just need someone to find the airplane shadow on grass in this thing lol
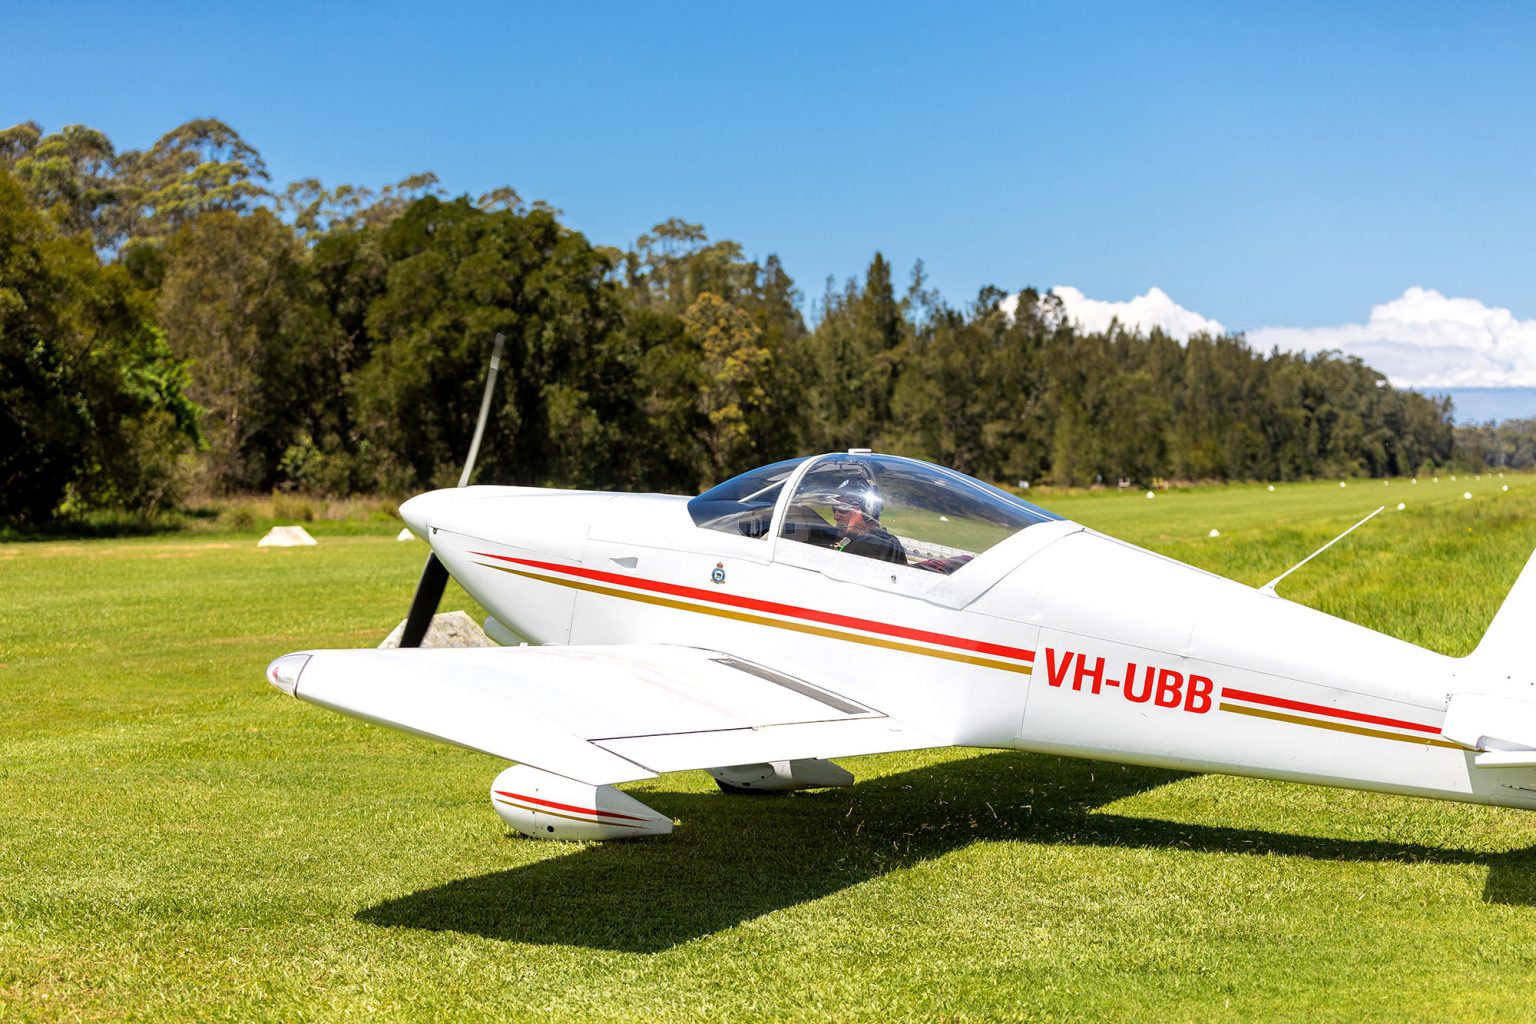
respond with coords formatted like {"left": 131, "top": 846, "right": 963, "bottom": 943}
{"left": 356, "top": 751, "right": 1536, "bottom": 953}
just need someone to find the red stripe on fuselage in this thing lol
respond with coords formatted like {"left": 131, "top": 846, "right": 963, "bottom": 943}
{"left": 474, "top": 554, "right": 1433, "bottom": 738}
{"left": 471, "top": 552, "right": 1035, "bottom": 664}
{"left": 493, "top": 789, "right": 650, "bottom": 821}
{"left": 1221, "top": 686, "right": 1441, "bottom": 735}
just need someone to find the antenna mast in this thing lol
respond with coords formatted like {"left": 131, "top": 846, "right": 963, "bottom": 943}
{"left": 1260, "top": 505, "right": 1385, "bottom": 597}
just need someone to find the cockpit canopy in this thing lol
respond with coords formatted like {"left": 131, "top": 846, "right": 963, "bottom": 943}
{"left": 687, "top": 453, "right": 1062, "bottom": 575}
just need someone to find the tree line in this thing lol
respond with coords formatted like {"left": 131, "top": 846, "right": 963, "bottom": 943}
{"left": 1, "top": 118, "right": 1468, "bottom": 527}
{"left": 1451, "top": 419, "right": 1536, "bottom": 471}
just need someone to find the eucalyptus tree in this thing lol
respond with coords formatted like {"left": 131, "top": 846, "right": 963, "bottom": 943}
{"left": 0, "top": 121, "right": 117, "bottom": 244}
{"left": 107, "top": 118, "right": 271, "bottom": 250}
{"left": 279, "top": 172, "right": 448, "bottom": 240}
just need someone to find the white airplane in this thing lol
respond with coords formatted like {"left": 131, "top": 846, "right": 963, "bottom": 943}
{"left": 266, "top": 450, "right": 1536, "bottom": 840}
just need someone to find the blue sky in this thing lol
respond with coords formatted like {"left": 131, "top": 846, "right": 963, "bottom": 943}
{"left": 5, "top": 1, "right": 1535, "bottom": 400}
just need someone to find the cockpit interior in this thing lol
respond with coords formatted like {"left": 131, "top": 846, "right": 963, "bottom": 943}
{"left": 687, "top": 453, "right": 1061, "bottom": 575}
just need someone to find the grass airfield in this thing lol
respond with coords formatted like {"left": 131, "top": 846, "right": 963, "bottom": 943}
{"left": 4, "top": 473, "right": 1536, "bottom": 1021}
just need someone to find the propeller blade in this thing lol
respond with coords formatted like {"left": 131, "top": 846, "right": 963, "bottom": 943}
{"left": 397, "top": 332, "right": 504, "bottom": 649}
{"left": 457, "top": 332, "right": 505, "bottom": 488}
{"left": 399, "top": 553, "right": 450, "bottom": 648}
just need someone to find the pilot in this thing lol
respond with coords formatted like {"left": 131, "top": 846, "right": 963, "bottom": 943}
{"left": 830, "top": 478, "right": 907, "bottom": 565}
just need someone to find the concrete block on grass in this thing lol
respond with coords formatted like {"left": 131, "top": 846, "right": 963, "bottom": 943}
{"left": 378, "top": 610, "right": 496, "bottom": 649}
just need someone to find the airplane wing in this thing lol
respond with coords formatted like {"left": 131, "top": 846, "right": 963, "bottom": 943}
{"left": 265, "top": 644, "right": 943, "bottom": 786}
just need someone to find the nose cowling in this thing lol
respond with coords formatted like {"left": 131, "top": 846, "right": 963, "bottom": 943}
{"left": 400, "top": 486, "right": 589, "bottom": 541}
{"left": 399, "top": 488, "right": 462, "bottom": 538}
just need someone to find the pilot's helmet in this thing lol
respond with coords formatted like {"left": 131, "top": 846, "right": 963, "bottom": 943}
{"left": 830, "top": 465, "right": 884, "bottom": 520}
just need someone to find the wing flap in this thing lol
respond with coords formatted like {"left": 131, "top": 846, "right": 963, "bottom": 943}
{"left": 592, "top": 717, "right": 939, "bottom": 773}
{"left": 274, "top": 644, "right": 938, "bottom": 785}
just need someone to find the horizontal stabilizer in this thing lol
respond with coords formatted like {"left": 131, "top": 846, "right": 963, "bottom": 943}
{"left": 1442, "top": 691, "right": 1536, "bottom": 765}
{"left": 1471, "top": 750, "right": 1536, "bottom": 770}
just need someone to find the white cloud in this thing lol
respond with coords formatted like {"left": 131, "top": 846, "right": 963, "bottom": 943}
{"left": 1001, "top": 284, "right": 1536, "bottom": 390}
{"left": 1000, "top": 286, "right": 1226, "bottom": 341}
{"left": 1247, "top": 287, "right": 1536, "bottom": 388}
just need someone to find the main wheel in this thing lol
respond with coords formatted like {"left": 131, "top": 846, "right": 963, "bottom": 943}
{"left": 714, "top": 779, "right": 779, "bottom": 796}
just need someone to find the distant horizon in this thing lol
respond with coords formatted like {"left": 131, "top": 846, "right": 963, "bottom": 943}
{"left": 1413, "top": 387, "right": 1536, "bottom": 426}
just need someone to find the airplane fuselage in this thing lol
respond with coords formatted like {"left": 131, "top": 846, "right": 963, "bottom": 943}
{"left": 410, "top": 484, "right": 1536, "bottom": 813}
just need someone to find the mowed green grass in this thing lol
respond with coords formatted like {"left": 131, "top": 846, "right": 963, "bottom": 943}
{"left": 3, "top": 473, "right": 1536, "bottom": 1022}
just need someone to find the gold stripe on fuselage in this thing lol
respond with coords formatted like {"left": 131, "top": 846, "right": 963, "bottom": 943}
{"left": 1219, "top": 702, "right": 1463, "bottom": 749}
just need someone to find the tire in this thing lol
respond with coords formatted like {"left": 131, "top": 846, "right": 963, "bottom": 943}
{"left": 714, "top": 778, "right": 780, "bottom": 796}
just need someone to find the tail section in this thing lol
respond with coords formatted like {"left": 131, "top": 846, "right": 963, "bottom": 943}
{"left": 1465, "top": 547, "right": 1536, "bottom": 692}
{"left": 1442, "top": 548, "right": 1536, "bottom": 764}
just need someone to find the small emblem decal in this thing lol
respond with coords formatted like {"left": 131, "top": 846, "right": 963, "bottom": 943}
{"left": 711, "top": 562, "right": 727, "bottom": 585}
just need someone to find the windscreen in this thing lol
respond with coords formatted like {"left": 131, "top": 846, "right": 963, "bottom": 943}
{"left": 778, "top": 454, "right": 1061, "bottom": 573}
{"left": 687, "top": 457, "right": 810, "bottom": 538}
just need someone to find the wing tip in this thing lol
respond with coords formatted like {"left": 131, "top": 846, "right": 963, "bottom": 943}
{"left": 265, "top": 653, "right": 311, "bottom": 696}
